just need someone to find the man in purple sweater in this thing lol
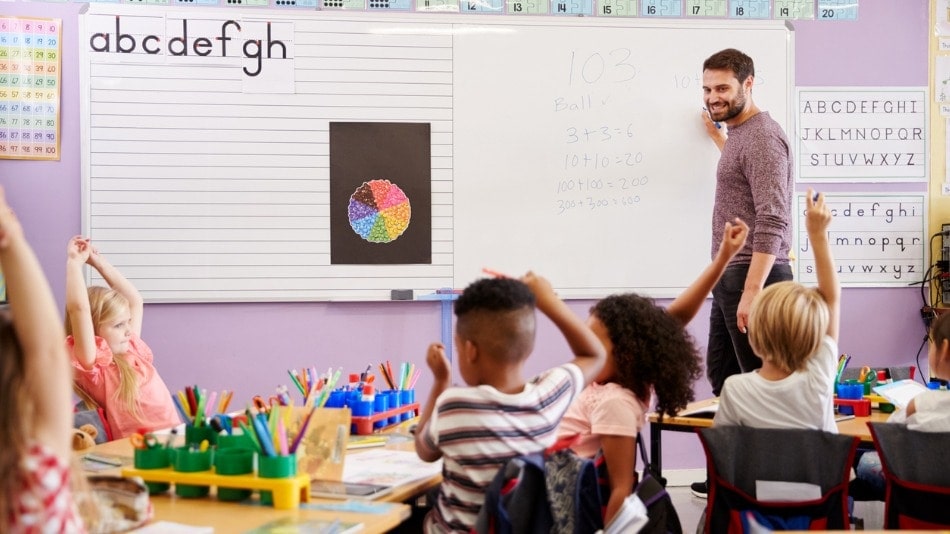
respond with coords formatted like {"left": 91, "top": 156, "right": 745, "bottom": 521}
{"left": 692, "top": 48, "right": 793, "bottom": 498}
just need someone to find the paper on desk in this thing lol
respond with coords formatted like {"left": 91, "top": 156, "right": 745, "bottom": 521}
{"left": 342, "top": 449, "right": 442, "bottom": 487}
{"left": 679, "top": 401, "right": 719, "bottom": 417}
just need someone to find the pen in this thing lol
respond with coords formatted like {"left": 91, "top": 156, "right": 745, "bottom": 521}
{"left": 84, "top": 454, "right": 123, "bottom": 467}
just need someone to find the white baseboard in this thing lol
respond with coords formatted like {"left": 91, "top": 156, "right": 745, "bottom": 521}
{"left": 659, "top": 468, "right": 706, "bottom": 487}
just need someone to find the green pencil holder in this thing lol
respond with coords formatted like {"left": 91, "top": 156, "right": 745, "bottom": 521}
{"left": 172, "top": 446, "right": 213, "bottom": 498}
{"left": 258, "top": 454, "right": 296, "bottom": 505}
{"left": 133, "top": 447, "right": 171, "bottom": 495}
{"left": 214, "top": 448, "right": 255, "bottom": 502}
{"left": 216, "top": 433, "right": 257, "bottom": 451}
{"left": 184, "top": 424, "right": 218, "bottom": 447}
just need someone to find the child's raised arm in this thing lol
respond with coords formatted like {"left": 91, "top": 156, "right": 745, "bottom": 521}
{"left": 0, "top": 188, "right": 72, "bottom": 457}
{"left": 65, "top": 236, "right": 97, "bottom": 370}
{"left": 667, "top": 217, "right": 748, "bottom": 325}
{"left": 87, "top": 246, "right": 144, "bottom": 337}
{"left": 806, "top": 189, "right": 839, "bottom": 342}
{"left": 414, "top": 342, "right": 450, "bottom": 462}
{"left": 521, "top": 272, "right": 605, "bottom": 386}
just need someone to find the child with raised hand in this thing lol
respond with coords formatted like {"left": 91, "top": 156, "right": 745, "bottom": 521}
{"left": 557, "top": 217, "right": 748, "bottom": 524}
{"left": 0, "top": 187, "right": 84, "bottom": 530}
{"left": 65, "top": 236, "right": 179, "bottom": 438}
{"left": 714, "top": 189, "right": 839, "bottom": 432}
{"left": 414, "top": 272, "right": 606, "bottom": 533}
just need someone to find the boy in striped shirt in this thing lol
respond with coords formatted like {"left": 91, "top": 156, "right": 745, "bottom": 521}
{"left": 415, "top": 272, "right": 606, "bottom": 533}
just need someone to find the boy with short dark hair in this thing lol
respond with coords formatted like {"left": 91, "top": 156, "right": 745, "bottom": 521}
{"left": 414, "top": 272, "right": 606, "bottom": 533}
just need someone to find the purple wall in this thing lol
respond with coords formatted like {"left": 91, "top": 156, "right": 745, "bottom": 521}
{"left": 3, "top": 0, "right": 930, "bottom": 470}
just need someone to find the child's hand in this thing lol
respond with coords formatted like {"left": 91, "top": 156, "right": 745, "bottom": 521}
{"left": 426, "top": 342, "right": 450, "bottom": 383}
{"left": 718, "top": 217, "right": 749, "bottom": 259}
{"left": 805, "top": 189, "right": 831, "bottom": 235}
{"left": 0, "top": 187, "right": 22, "bottom": 250}
{"left": 521, "top": 271, "right": 557, "bottom": 310}
{"left": 66, "top": 235, "right": 91, "bottom": 263}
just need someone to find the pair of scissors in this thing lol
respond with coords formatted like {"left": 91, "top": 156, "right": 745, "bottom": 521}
{"left": 129, "top": 432, "right": 160, "bottom": 450}
{"left": 252, "top": 395, "right": 279, "bottom": 414}
{"left": 858, "top": 366, "right": 873, "bottom": 383}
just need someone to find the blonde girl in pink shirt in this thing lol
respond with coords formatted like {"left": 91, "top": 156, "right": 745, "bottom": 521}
{"left": 65, "top": 237, "right": 179, "bottom": 438}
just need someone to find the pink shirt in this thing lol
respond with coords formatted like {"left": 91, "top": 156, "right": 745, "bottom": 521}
{"left": 557, "top": 381, "right": 647, "bottom": 459}
{"left": 68, "top": 333, "right": 180, "bottom": 438}
{"left": 10, "top": 444, "right": 84, "bottom": 534}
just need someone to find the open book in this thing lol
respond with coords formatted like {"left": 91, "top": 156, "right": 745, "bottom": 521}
{"left": 678, "top": 401, "right": 719, "bottom": 418}
{"left": 872, "top": 379, "right": 929, "bottom": 409}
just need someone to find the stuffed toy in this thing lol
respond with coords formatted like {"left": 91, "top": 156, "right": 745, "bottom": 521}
{"left": 73, "top": 423, "right": 99, "bottom": 451}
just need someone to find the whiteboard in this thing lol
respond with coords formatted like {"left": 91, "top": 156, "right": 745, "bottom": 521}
{"left": 79, "top": 6, "right": 793, "bottom": 301}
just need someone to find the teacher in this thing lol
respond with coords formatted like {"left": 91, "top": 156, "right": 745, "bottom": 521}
{"left": 700, "top": 49, "right": 794, "bottom": 399}
{"left": 690, "top": 48, "right": 794, "bottom": 501}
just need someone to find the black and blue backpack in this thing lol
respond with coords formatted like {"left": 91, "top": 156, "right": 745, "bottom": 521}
{"left": 473, "top": 439, "right": 604, "bottom": 534}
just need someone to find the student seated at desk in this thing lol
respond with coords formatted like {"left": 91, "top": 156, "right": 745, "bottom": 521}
{"left": 65, "top": 236, "right": 180, "bottom": 438}
{"left": 414, "top": 273, "right": 605, "bottom": 533}
{"left": 852, "top": 312, "right": 950, "bottom": 499}
{"left": 556, "top": 218, "right": 747, "bottom": 524}
{"left": 714, "top": 189, "right": 839, "bottom": 432}
{"left": 0, "top": 187, "right": 88, "bottom": 531}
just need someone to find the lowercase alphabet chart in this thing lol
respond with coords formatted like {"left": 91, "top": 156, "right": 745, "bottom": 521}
{"left": 0, "top": 16, "right": 61, "bottom": 161}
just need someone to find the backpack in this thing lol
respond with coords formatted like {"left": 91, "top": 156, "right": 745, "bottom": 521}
{"left": 474, "top": 439, "right": 604, "bottom": 534}
{"left": 595, "top": 434, "right": 683, "bottom": 534}
{"left": 74, "top": 384, "right": 114, "bottom": 445}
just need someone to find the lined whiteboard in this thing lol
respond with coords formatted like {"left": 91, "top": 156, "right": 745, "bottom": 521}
{"left": 80, "top": 5, "right": 793, "bottom": 301}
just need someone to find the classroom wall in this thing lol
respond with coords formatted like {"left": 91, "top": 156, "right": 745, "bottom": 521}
{"left": 3, "top": 0, "right": 930, "bottom": 470}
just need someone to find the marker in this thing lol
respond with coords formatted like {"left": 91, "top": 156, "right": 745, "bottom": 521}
{"left": 703, "top": 107, "right": 721, "bottom": 129}
{"left": 813, "top": 191, "right": 820, "bottom": 202}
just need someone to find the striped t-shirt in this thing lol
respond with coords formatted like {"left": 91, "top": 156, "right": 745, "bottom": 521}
{"left": 419, "top": 363, "right": 584, "bottom": 533}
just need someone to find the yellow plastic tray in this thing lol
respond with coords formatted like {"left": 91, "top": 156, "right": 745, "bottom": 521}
{"left": 121, "top": 467, "right": 311, "bottom": 510}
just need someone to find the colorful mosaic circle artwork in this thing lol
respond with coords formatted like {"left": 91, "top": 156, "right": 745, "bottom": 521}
{"left": 347, "top": 179, "right": 412, "bottom": 243}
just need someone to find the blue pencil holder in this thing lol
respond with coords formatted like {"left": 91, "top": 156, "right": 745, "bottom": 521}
{"left": 351, "top": 399, "right": 373, "bottom": 417}
{"left": 386, "top": 390, "right": 401, "bottom": 425}
{"left": 399, "top": 389, "right": 415, "bottom": 421}
{"left": 324, "top": 390, "right": 346, "bottom": 408}
{"left": 373, "top": 394, "right": 390, "bottom": 429}
{"left": 836, "top": 382, "right": 863, "bottom": 400}
{"left": 345, "top": 390, "right": 361, "bottom": 408}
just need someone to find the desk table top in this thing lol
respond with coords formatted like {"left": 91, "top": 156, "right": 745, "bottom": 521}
{"left": 648, "top": 398, "right": 891, "bottom": 442}
{"left": 80, "top": 434, "right": 423, "bottom": 533}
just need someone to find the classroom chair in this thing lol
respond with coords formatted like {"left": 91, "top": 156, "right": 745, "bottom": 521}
{"left": 867, "top": 422, "right": 950, "bottom": 529}
{"left": 696, "top": 426, "right": 859, "bottom": 534}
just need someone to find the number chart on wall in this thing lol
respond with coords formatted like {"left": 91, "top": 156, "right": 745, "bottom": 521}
{"left": 80, "top": 5, "right": 792, "bottom": 302}
{"left": 0, "top": 16, "right": 61, "bottom": 161}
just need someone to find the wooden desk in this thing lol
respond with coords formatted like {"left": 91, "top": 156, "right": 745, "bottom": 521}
{"left": 81, "top": 438, "right": 418, "bottom": 533}
{"left": 647, "top": 398, "right": 890, "bottom": 477}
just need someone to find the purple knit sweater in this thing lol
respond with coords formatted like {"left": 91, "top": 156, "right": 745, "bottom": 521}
{"left": 711, "top": 111, "right": 793, "bottom": 265}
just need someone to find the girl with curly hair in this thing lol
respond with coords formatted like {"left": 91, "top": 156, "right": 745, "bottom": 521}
{"left": 557, "top": 218, "right": 748, "bottom": 524}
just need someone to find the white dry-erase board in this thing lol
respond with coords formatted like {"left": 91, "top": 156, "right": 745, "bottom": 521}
{"left": 79, "top": 5, "right": 793, "bottom": 302}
